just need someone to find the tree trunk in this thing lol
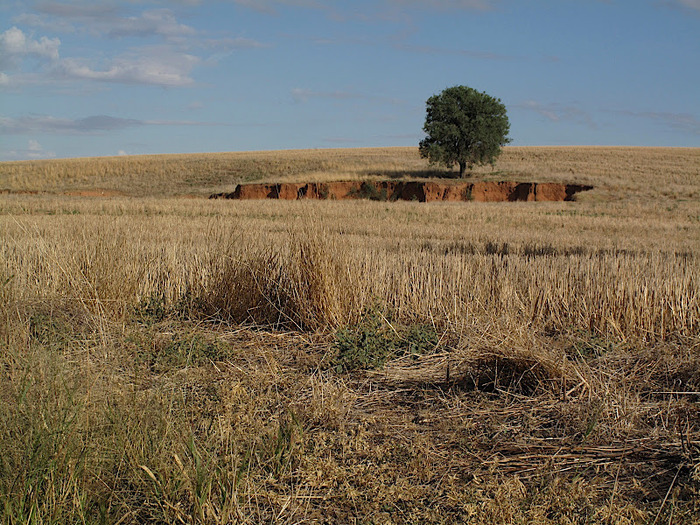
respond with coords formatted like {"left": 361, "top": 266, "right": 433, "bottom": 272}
{"left": 459, "top": 161, "right": 467, "bottom": 178}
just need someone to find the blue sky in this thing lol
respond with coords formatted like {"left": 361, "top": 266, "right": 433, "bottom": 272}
{"left": 1, "top": 0, "right": 698, "bottom": 160}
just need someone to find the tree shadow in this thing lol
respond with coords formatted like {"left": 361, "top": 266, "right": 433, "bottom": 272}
{"left": 362, "top": 169, "right": 462, "bottom": 180}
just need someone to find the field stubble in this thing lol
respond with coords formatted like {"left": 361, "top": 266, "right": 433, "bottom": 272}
{"left": 1, "top": 147, "right": 699, "bottom": 523}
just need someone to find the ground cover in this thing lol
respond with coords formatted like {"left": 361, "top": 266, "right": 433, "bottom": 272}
{"left": 0, "top": 147, "right": 699, "bottom": 523}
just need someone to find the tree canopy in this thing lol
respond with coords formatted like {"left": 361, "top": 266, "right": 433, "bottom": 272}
{"left": 419, "top": 85, "right": 511, "bottom": 178}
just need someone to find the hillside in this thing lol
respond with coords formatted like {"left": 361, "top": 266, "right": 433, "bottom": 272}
{"left": 1, "top": 146, "right": 698, "bottom": 201}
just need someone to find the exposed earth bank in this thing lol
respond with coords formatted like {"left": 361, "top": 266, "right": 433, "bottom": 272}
{"left": 210, "top": 180, "right": 593, "bottom": 202}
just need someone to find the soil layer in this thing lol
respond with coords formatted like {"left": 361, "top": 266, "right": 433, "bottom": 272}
{"left": 210, "top": 181, "right": 593, "bottom": 202}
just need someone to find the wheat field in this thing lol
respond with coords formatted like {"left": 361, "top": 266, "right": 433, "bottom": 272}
{"left": 1, "top": 147, "right": 699, "bottom": 523}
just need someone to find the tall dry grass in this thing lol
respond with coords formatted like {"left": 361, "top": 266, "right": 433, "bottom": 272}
{"left": 1, "top": 197, "right": 697, "bottom": 340}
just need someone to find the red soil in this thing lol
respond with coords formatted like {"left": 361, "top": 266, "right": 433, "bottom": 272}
{"left": 210, "top": 181, "right": 593, "bottom": 202}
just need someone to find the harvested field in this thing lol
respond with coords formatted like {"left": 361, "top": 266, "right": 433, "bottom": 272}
{"left": 0, "top": 147, "right": 699, "bottom": 523}
{"left": 1, "top": 146, "right": 698, "bottom": 200}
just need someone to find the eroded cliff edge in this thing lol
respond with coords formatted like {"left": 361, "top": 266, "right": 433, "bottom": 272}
{"left": 210, "top": 181, "right": 593, "bottom": 202}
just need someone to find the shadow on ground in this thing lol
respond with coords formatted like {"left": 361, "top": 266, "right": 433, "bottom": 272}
{"left": 362, "top": 169, "right": 461, "bottom": 180}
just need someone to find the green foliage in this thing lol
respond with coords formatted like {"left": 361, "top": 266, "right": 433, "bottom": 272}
{"left": 566, "top": 331, "right": 617, "bottom": 360}
{"left": 27, "top": 310, "right": 84, "bottom": 353}
{"left": 152, "top": 333, "right": 227, "bottom": 368}
{"left": 262, "top": 411, "right": 302, "bottom": 478}
{"left": 29, "top": 312, "right": 69, "bottom": 346}
{"left": 162, "top": 334, "right": 225, "bottom": 366}
{"left": 332, "top": 306, "right": 439, "bottom": 372}
{"left": 419, "top": 85, "right": 511, "bottom": 177}
{"left": 403, "top": 323, "right": 439, "bottom": 356}
{"left": 131, "top": 292, "right": 207, "bottom": 326}
{"left": 133, "top": 294, "right": 169, "bottom": 325}
{"left": 0, "top": 354, "right": 88, "bottom": 524}
{"left": 333, "top": 308, "right": 394, "bottom": 372}
{"left": 349, "top": 182, "right": 388, "bottom": 201}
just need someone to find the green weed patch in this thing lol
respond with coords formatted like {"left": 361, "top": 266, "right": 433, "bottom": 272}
{"left": 332, "top": 306, "right": 440, "bottom": 372}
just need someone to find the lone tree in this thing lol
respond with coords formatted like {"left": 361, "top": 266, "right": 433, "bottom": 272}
{"left": 419, "top": 85, "right": 510, "bottom": 178}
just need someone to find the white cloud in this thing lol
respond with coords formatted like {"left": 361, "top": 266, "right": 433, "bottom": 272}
{"left": 658, "top": 0, "right": 700, "bottom": 13}
{"left": 0, "top": 115, "right": 143, "bottom": 134}
{"left": 15, "top": 5, "right": 195, "bottom": 40}
{"left": 104, "top": 9, "right": 196, "bottom": 39}
{"left": 12, "top": 12, "right": 77, "bottom": 34}
{"left": 518, "top": 100, "right": 596, "bottom": 128}
{"left": 0, "top": 139, "right": 56, "bottom": 160}
{"left": 118, "top": 149, "right": 128, "bottom": 156}
{"left": 675, "top": 0, "right": 700, "bottom": 11}
{"left": 35, "top": 2, "right": 121, "bottom": 20}
{"left": 0, "top": 114, "right": 223, "bottom": 135}
{"left": 234, "top": 0, "right": 499, "bottom": 14}
{"left": 0, "top": 27, "right": 60, "bottom": 68}
{"left": 519, "top": 100, "right": 559, "bottom": 122}
{"left": 233, "top": 0, "right": 326, "bottom": 15}
{"left": 5, "top": 7, "right": 268, "bottom": 89}
{"left": 57, "top": 48, "right": 200, "bottom": 87}
{"left": 613, "top": 110, "right": 700, "bottom": 136}
{"left": 26, "top": 139, "right": 56, "bottom": 159}
{"left": 0, "top": 27, "right": 60, "bottom": 88}
{"left": 201, "top": 36, "right": 270, "bottom": 63}
{"left": 204, "top": 36, "right": 269, "bottom": 50}
{"left": 5, "top": 2, "right": 273, "bottom": 90}
{"left": 387, "top": 0, "right": 500, "bottom": 10}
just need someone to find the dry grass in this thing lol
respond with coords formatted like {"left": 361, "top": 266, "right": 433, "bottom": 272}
{"left": 1, "top": 146, "right": 698, "bottom": 200}
{"left": 1, "top": 147, "right": 699, "bottom": 523}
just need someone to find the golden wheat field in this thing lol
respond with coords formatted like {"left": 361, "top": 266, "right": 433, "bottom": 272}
{"left": 1, "top": 146, "right": 699, "bottom": 524}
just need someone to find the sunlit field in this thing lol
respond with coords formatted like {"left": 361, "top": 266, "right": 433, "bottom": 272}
{"left": 1, "top": 147, "right": 699, "bottom": 523}
{"left": 2, "top": 146, "right": 699, "bottom": 200}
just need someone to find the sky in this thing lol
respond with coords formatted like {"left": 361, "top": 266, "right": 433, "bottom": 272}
{"left": 0, "top": 0, "right": 699, "bottom": 160}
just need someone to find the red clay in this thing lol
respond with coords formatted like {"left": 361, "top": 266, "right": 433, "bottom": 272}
{"left": 210, "top": 181, "right": 592, "bottom": 202}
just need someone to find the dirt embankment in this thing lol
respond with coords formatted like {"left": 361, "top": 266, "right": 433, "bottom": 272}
{"left": 210, "top": 181, "right": 593, "bottom": 202}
